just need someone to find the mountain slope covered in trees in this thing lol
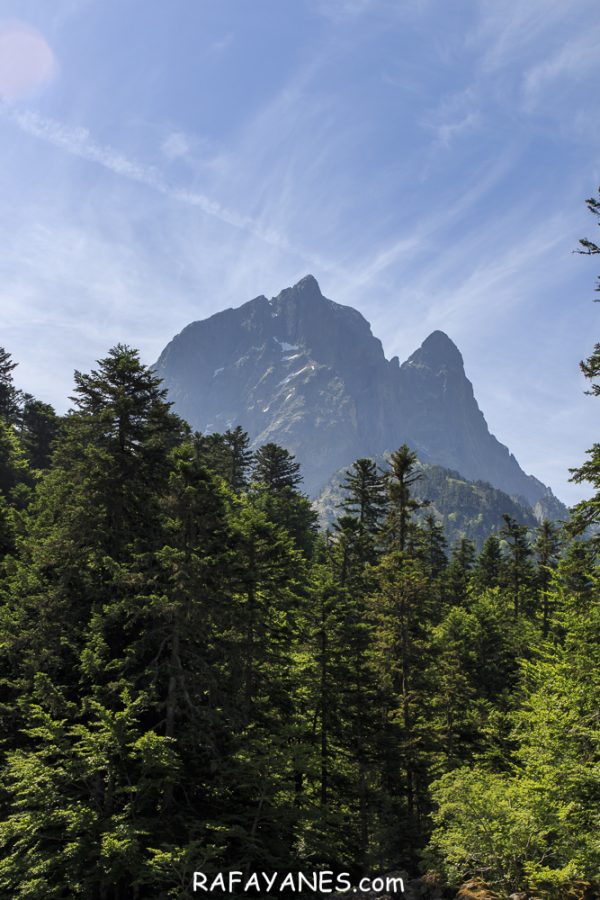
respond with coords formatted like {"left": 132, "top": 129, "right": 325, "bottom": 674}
{"left": 315, "top": 455, "right": 564, "bottom": 550}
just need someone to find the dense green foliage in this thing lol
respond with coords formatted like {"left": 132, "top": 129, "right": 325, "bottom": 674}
{"left": 0, "top": 194, "right": 597, "bottom": 898}
{"left": 0, "top": 345, "right": 595, "bottom": 899}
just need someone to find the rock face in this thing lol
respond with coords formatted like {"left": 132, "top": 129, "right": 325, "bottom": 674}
{"left": 155, "top": 275, "right": 560, "bottom": 509}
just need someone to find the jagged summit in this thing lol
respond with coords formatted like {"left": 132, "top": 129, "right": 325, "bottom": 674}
{"left": 408, "top": 330, "right": 464, "bottom": 370}
{"left": 282, "top": 273, "right": 321, "bottom": 294}
{"left": 155, "top": 277, "right": 560, "bottom": 510}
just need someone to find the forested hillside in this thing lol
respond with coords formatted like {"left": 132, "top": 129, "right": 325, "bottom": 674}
{"left": 0, "top": 333, "right": 597, "bottom": 899}
{"left": 314, "top": 457, "right": 552, "bottom": 549}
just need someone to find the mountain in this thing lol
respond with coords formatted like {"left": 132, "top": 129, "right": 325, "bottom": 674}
{"left": 155, "top": 275, "right": 564, "bottom": 513}
{"left": 314, "top": 455, "right": 543, "bottom": 550}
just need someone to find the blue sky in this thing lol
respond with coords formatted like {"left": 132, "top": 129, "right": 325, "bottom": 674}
{"left": 0, "top": 0, "right": 598, "bottom": 503}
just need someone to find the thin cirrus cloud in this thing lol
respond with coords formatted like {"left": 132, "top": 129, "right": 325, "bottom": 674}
{"left": 1, "top": 2, "right": 598, "bottom": 504}
{"left": 522, "top": 28, "right": 600, "bottom": 106}
{"left": 161, "top": 131, "right": 191, "bottom": 161}
{"left": 0, "top": 20, "right": 57, "bottom": 101}
{"left": 7, "top": 107, "right": 334, "bottom": 276}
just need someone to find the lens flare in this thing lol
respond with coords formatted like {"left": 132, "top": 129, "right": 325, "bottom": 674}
{"left": 0, "top": 21, "right": 56, "bottom": 101}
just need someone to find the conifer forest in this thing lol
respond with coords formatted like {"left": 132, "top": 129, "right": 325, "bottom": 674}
{"left": 0, "top": 194, "right": 598, "bottom": 899}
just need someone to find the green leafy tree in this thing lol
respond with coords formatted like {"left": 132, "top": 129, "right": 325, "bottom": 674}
{"left": 427, "top": 582, "right": 600, "bottom": 899}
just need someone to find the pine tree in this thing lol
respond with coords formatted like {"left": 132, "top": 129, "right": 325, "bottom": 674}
{"left": 417, "top": 513, "right": 448, "bottom": 584}
{"left": 0, "top": 347, "right": 187, "bottom": 896}
{"left": 0, "top": 347, "right": 19, "bottom": 423}
{"left": 251, "top": 442, "right": 316, "bottom": 553}
{"left": 473, "top": 534, "right": 503, "bottom": 590}
{"left": 369, "top": 553, "right": 432, "bottom": 865}
{"left": 223, "top": 425, "right": 253, "bottom": 492}
{"left": 252, "top": 442, "right": 302, "bottom": 490}
{"left": 0, "top": 420, "right": 31, "bottom": 501}
{"left": 500, "top": 514, "right": 533, "bottom": 619}
{"left": 383, "top": 445, "right": 427, "bottom": 553}
{"left": 533, "top": 519, "right": 561, "bottom": 635}
{"left": 340, "top": 457, "right": 387, "bottom": 535}
{"left": 219, "top": 493, "right": 310, "bottom": 869}
{"left": 445, "top": 537, "right": 476, "bottom": 605}
{"left": 17, "top": 395, "right": 60, "bottom": 470}
{"left": 64, "top": 343, "right": 183, "bottom": 559}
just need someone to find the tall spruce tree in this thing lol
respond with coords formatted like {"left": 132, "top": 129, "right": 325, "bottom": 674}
{"left": 340, "top": 458, "right": 387, "bottom": 535}
{"left": 445, "top": 537, "right": 476, "bottom": 605}
{"left": 473, "top": 534, "right": 503, "bottom": 590}
{"left": 417, "top": 513, "right": 448, "bottom": 584}
{"left": 533, "top": 520, "right": 561, "bottom": 635}
{"left": 18, "top": 396, "right": 60, "bottom": 470}
{"left": 222, "top": 425, "right": 253, "bottom": 492}
{"left": 0, "top": 347, "right": 19, "bottom": 423}
{"left": 252, "top": 442, "right": 302, "bottom": 490}
{"left": 500, "top": 514, "right": 533, "bottom": 619}
{"left": 383, "top": 445, "right": 427, "bottom": 553}
{"left": 251, "top": 442, "right": 316, "bottom": 553}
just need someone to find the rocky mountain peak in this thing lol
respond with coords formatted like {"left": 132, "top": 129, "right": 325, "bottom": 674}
{"left": 267, "top": 275, "right": 385, "bottom": 371}
{"left": 155, "top": 277, "right": 562, "bottom": 511}
{"left": 404, "top": 330, "right": 464, "bottom": 371}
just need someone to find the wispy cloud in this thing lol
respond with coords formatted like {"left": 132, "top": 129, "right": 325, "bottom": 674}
{"left": 469, "top": 0, "right": 581, "bottom": 73}
{"left": 161, "top": 130, "right": 191, "bottom": 160}
{"left": 421, "top": 87, "right": 481, "bottom": 149}
{"left": 1, "top": 0, "right": 597, "bottom": 503}
{"left": 522, "top": 28, "right": 600, "bottom": 106}
{"left": 6, "top": 107, "right": 335, "bottom": 273}
{"left": 210, "top": 33, "right": 233, "bottom": 53}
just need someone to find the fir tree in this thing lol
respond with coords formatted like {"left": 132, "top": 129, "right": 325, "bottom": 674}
{"left": 445, "top": 537, "right": 476, "bottom": 605}
{"left": 533, "top": 519, "right": 561, "bottom": 635}
{"left": 417, "top": 512, "right": 448, "bottom": 583}
{"left": 18, "top": 395, "right": 60, "bottom": 470}
{"left": 222, "top": 425, "right": 253, "bottom": 492}
{"left": 383, "top": 445, "right": 427, "bottom": 553}
{"left": 473, "top": 534, "right": 503, "bottom": 590}
{"left": 252, "top": 442, "right": 302, "bottom": 490}
{"left": 251, "top": 442, "right": 316, "bottom": 553}
{"left": 0, "top": 347, "right": 19, "bottom": 423}
{"left": 500, "top": 514, "right": 533, "bottom": 619}
{"left": 340, "top": 457, "right": 387, "bottom": 536}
